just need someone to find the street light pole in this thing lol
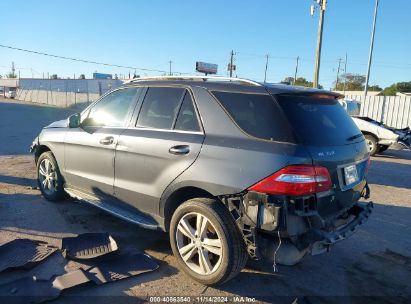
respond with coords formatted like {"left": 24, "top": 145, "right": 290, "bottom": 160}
{"left": 293, "top": 56, "right": 299, "bottom": 85}
{"left": 312, "top": 0, "right": 327, "bottom": 88}
{"left": 264, "top": 54, "right": 269, "bottom": 83}
{"left": 364, "top": 0, "right": 379, "bottom": 99}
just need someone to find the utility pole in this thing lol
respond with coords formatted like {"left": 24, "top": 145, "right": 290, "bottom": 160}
{"left": 293, "top": 56, "right": 299, "bottom": 85}
{"left": 335, "top": 58, "right": 342, "bottom": 91}
{"left": 229, "top": 50, "right": 235, "bottom": 77}
{"left": 343, "top": 53, "right": 348, "bottom": 93}
{"left": 311, "top": 0, "right": 327, "bottom": 88}
{"left": 364, "top": 0, "right": 379, "bottom": 99}
{"left": 169, "top": 60, "right": 172, "bottom": 76}
{"left": 264, "top": 54, "right": 269, "bottom": 83}
{"left": 11, "top": 62, "right": 15, "bottom": 78}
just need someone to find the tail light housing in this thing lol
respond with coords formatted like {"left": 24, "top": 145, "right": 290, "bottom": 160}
{"left": 248, "top": 165, "right": 332, "bottom": 196}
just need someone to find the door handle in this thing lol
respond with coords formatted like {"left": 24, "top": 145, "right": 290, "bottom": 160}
{"left": 169, "top": 145, "right": 190, "bottom": 155}
{"left": 99, "top": 136, "right": 114, "bottom": 145}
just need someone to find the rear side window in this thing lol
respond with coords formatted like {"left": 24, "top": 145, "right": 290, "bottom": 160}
{"left": 174, "top": 92, "right": 201, "bottom": 132}
{"left": 137, "top": 87, "right": 185, "bottom": 129}
{"left": 276, "top": 95, "right": 362, "bottom": 146}
{"left": 136, "top": 87, "right": 201, "bottom": 132}
{"left": 212, "top": 91, "right": 295, "bottom": 142}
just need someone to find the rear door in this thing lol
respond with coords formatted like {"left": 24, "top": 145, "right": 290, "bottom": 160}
{"left": 114, "top": 86, "right": 205, "bottom": 215}
{"left": 275, "top": 94, "right": 369, "bottom": 217}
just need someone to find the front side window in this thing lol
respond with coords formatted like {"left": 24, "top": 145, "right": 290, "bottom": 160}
{"left": 87, "top": 88, "right": 140, "bottom": 127}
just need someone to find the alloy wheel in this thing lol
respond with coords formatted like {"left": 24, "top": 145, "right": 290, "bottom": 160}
{"left": 38, "top": 158, "right": 57, "bottom": 195}
{"left": 367, "top": 138, "right": 375, "bottom": 152}
{"left": 175, "top": 212, "right": 223, "bottom": 275}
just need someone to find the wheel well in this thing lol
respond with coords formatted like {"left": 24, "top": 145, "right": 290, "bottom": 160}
{"left": 34, "top": 145, "right": 51, "bottom": 163}
{"left": 362, "top": 131, "right": 378, "bottom": 141}
{"left": 163, "top": 186, "right": 215, "bottom": 231}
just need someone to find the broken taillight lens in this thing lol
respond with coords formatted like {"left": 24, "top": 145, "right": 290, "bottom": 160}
{"left": 248, "top": 165, "right": 332, "bottom": 196}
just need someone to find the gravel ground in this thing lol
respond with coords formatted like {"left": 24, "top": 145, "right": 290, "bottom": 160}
{"left": 0, "top": 99, "right": 410, "bottom": 303}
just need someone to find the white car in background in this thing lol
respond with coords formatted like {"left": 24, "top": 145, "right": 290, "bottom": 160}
{"left": 340, "top": 99, "right": 410, "bottom": 155}
{"left": 5, "top": 89, "right": 16, "bottom": 99}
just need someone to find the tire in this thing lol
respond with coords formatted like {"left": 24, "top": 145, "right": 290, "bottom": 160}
{"left": 169, "top": 198, "right": 248, "bottom": 286}
{"left": 365, "top": 134, "right": 378, "bottom": 156}
{"left": 37, "top": 151, "right": 66, "bottom": 201}
{"left": 377, "top": 145, "right": 389, "bottom": 154}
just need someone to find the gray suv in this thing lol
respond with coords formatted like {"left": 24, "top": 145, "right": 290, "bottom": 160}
{"left": 31, "top": 76, "right": 373, "bottom": 285}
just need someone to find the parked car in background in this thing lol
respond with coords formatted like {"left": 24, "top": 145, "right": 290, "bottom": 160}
{"left": 31, "top": 76, "right": 373, "bottom": 285}
{"left": 339, "top": 99, "right": 410, "bottom": 155}
{"left": 5, "top": 88, "right": 16, "bottom": 99}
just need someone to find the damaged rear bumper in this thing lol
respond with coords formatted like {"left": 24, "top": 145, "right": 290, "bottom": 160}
{"left": 312, "top": 201, "right": 373, "bottom": 245}
{"left": 221, "top": 189, "right": 373, "bottom": 266}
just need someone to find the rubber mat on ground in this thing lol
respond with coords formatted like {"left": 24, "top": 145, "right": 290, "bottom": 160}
{"left": 0, "top": 239, "right": 57, "bottom": 273}
{"left": 59, "top": 233, "right": 118, "bottom": 259}
{"left": 0, "top": 253, "right": 158, "bottom": 303}
{"left": 86, "top": 253, "right": 159, "bottom": 284}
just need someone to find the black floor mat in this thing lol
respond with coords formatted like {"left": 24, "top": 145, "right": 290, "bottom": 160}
{"left": 60, "top": 233, "right": 118, "bottom": 260}
{"left": 0, "top": 253, "right": 159, "bottom": 303}
{"left": 0, "top": 276, "right": 60, "bottom": 304}
{"left": 0, "top": 239, "right": 57, "bottom": 273}
{"left": 87, "top": 253, "right": 159, "bottom": 284}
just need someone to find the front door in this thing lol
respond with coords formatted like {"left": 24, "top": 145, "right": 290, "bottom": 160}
{"left": 64, "top": 87, "right": 141, "bottom": 197}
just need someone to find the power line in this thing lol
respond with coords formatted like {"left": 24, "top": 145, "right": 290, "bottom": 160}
{"left": 0, "top": 43, "right": 172, "bottom": 74}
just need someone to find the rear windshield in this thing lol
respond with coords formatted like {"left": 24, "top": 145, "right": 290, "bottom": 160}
{"left": 211, "top": 91, "right": 295, "bottom": 142}
{"left": 276, "top": 95, "right": 362, "bottom": 146}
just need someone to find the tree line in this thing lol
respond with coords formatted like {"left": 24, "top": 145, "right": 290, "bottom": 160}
{"left": 282, "top": 73, "right": 411, "bottom": 96}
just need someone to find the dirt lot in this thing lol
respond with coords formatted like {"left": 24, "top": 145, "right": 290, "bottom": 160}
{"left": 0, "top": 99, "right": 410, "bottom": 303}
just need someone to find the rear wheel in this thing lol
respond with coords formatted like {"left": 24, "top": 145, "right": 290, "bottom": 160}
{"left": 169, "top": 198, "right": 247, "bottom": 286}
{"left": 37, "top": 152, "right": 66, "bottom": 201}
{"left": 365, "top": 135, "right": 378, "bottom": 156}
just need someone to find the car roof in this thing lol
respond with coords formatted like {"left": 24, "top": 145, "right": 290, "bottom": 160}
{"left": 121, "top": 76, "right": 342, "bottom": 99}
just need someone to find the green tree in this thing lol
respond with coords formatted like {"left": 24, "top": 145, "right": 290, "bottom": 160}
{"left": 368, "top": 85, "right": 382, "bottom": 91}
{"left": 6, "top": 72, "right": 17, "bottom": 78}
{"left": 334, "top": 73, "right": 366, "bottom": 91}
{"left": 383, "top": 81, "right": 411, "bottom": 96}
{"left": 282, "top": 77, "right": 323, "bottom": 89}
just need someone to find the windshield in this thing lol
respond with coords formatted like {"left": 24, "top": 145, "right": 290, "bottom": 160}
{"left": 276, "top": 95, "right": 363, "bottom": 146}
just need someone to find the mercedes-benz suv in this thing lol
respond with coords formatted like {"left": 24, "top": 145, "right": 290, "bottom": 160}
{"left": 31, "top": 76, "right": 373, "bottom": 285}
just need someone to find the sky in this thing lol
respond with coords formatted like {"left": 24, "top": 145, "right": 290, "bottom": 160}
{"left": 1, "top": 0, "right": 410, "bottom": 90}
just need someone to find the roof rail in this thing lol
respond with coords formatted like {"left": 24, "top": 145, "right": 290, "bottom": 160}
{"left": 125, "top": 75, "right": 261, "bottom": 86}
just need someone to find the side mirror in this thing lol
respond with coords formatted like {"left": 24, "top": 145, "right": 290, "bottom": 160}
{"left": 68, "top": 113, "right": 81, "bottom": 128}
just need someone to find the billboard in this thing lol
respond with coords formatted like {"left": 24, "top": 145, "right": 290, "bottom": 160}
{"left": 196, "top": 62, "right": 218, "bottom": 75}
{"left": 93, "top": 73, "right": 113, "bottom": 79}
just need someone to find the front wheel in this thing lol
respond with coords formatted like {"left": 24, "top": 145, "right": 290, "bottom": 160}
{"left": 37, "top": 151, "right": 66, "bottom": 201}
{"left": 169, "top": 198, "right": 248, "bottom": 286}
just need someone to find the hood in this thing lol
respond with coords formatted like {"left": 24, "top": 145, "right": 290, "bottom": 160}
{"left": 44, "top": 119, "right": 68, "bottom": 129}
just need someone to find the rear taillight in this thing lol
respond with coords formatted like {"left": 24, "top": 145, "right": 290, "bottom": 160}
{"left": 248, "top": 165, "right": 332, "bottom": 196}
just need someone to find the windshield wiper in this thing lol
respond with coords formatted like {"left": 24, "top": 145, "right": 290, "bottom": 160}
{"left": 347, "top": 133, "right": 363, "bottom": 141}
